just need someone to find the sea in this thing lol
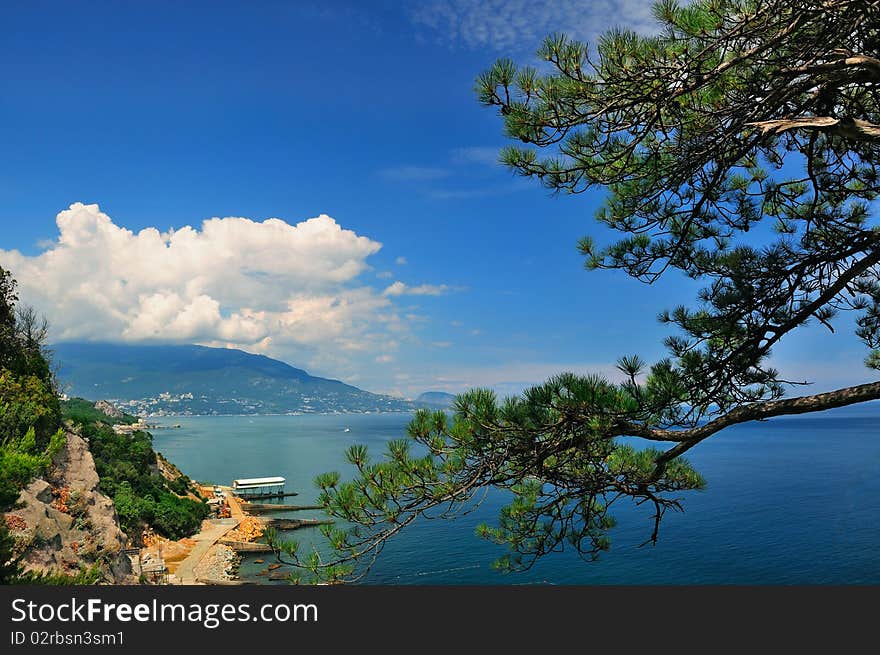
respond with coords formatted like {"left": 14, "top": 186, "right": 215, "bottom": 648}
{"left": 150, "top": 406, "right": 880, "bottom": 584}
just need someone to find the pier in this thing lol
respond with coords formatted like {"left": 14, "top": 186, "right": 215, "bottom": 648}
{"left": 240, "top": 502, "right": 323, "bottom": 513}
{"left": 233, "top": 491, "right": 299, "bottom": 500}
{"left": 219, "top": 539, "right": 275, "bottom": 553}
{"left": 263, "top": 517, "right": 334, "bottom": 530}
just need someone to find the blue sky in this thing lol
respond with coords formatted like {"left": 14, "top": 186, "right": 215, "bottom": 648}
{"left": 0, "top": 1, "right": 873, "bottom": 397}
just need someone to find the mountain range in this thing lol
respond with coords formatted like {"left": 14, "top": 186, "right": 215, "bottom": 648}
{"left": 52, "top": 342, "right": 452, "bottom": 416}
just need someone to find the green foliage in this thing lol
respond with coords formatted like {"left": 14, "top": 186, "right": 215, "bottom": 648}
{"left": 61, "top": 397, "right": 138, "bottom": 427}
{"left": 273, "top": 0, "right": 880, "bottom": 582}
{"left": 0, "top": 370, "right": 61, "bottom": 452}
{"left": 0, "top": 267, "right": 103, "bottom": 584}
{"left": 112, "top": 480, "right": 206, "bottom": 540}
{"left": 46, "top": 427, "right": 66, "bottom": 458}
{"left": 112, "top": 481, "right": 156, "bottom": 534}
{"left": 475, "top": 0, "right": 880, "bottom": 418}
{"left": 0, "top": 267, "right": 19, "bottom": 372}
{"left": 0, "top": 428, "right": 61, "bottom": 510}
{"left": 473, "top": 0, "right": 880, "bottom": 557}
{"left": 0, "top": 267, "right": 58, "bottom": 397}
{"left": 0, "top": 265, "right": 62, "bottom": 512}
{"left": 167, "top": 474, "right": 192, "bottom": 496}
{"left": 153, "top": 494, "right": 208, "bottom": 540}
{"left": 272, "top": 378, "right": 707, "bottom": 580}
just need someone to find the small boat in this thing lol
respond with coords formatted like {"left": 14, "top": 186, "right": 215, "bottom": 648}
{"left": 343, "top": 427, "right": 351, "bottom": 433}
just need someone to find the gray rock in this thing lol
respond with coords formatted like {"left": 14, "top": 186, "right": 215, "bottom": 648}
{"left": 11, "top": 430, "right": 134, "bottom": 583}
{"left": 25, "top": 479, "right": 54, "bottom": 504}
{"left": 58, "top": 431, "right": 100, "bottom": 492}
{"left": 95, "top": 400, "right": 123, "bottom": 419}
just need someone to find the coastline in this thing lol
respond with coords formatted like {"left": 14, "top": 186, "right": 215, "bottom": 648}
{"left": 143, "top": 485, "right": 271, "bottom": 585}
{"left": 148, "top": 412, "right": 880, "bottom": 584}
{"left": 144, "top": 409, "right": 417, "bottom": 419}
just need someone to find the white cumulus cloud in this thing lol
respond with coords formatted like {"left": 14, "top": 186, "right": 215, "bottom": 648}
{"left": 0, "top": 203, "right": 448, "bottom": 383}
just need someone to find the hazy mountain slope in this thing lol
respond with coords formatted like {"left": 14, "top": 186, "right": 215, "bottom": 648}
{"left": 414, "top": 391, "right": 457, "bottom": 409}
{"left": 52, "top": 342, "right": 412, "bottom": 415}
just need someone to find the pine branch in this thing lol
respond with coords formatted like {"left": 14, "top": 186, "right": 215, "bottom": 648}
{"left": 747, "top": 116, "right": 880, "bottom": 142}
{"left": 650, "top": 379, "right": 880, "bottom": 472}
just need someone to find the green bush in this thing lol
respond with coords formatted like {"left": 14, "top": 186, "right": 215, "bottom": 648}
{"left": 153, "top": 494, "right": 208, "bottom": 539}
{"left": 112, "top": 480, "right": 207, "bottom": 540}
{"left": 167, "top": 474, "right": 191, "bottom": 496}
{"left": 0, "top": 370, "right": 61, "bottom": 451}
{"left": 0, "top": 427, "right": 66, "bottom": 510}
{"left": 111, "top": 481, "right": 155, "bottom": 535}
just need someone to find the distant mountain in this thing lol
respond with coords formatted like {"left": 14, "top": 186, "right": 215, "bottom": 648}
{"left": 414, "top": 391, "right": 457, "bottom": 409}
{"left": 52, "top": 342, "right": 413, "bottom": 416}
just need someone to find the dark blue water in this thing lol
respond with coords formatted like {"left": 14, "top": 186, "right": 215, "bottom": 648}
{"left": 150, "top": 408, "right": 880, "bottom": 584}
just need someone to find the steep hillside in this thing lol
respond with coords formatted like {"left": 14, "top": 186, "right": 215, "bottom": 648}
{"left": 6, "top": 429, "right": 134, "bottom": 583}
{"left": 0, "top": 267, "right": 207, "bottom": 584}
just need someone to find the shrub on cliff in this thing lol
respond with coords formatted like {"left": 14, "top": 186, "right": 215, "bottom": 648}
{"left": 0, "top": 265, "right": 62, "bottom": 512}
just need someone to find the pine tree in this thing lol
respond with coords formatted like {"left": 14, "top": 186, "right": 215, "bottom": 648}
{"left": 271, "top": 0, "right": 880, "bottom": 580}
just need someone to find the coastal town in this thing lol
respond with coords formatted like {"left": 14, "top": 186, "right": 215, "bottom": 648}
{"left": 103, "top": 391, "right": 413, "bottom": 418}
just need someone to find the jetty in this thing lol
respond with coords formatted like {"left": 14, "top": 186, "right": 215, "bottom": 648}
{"left": 240, "top": 502, "right": 323, "bottom": 513}
{"left": 218, "top": 539, "right": 275, "bottom": 553}
{"left": 234, "top": 491, "right": 299, "bottom": 500}
{"left": 263, "top": 517, "right": 333, "bottom": 530}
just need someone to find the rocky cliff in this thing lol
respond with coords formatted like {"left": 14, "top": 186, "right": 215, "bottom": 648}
{"left": 5, "top": 430, "right": 135, "bottom": 583}
{"left": 94, "top": 399, "right": 124, "bottom": 419}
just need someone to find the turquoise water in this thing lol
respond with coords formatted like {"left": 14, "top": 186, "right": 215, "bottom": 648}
{"left": 150, "top": 408, "right": 880, "bottom": 584}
